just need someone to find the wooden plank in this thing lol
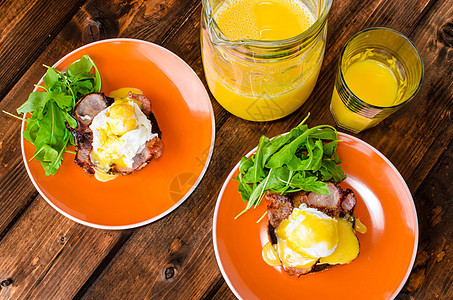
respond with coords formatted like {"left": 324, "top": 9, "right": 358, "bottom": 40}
{"left": 0, "top": 38, "right": 73, "bottom": 242}
{"left": 399, "top": 142, "right": 453, "bottom": 299}
{"left": 79, "top": 0, "right": 452, "bottom": 299}
{"left": 0, "top": 0, "right": 203, "bottom": 299}
{"left": 0, "top": 0, "right": 86, "bottom": 100}
{"left": 0, "top": 160, "right": 37, "bottom": 241}
{"left": 397, "top": 0, "right": 453, "bottom": 191}
{"left": 0, "top": 196, "right": 123, "bottom": 300}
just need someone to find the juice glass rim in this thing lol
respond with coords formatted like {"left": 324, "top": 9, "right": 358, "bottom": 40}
{"left": 202, "top": 0, "right": 333, "bottom": 47}
{"left": 338, "top": 27, "right": 424, "bottom": 110}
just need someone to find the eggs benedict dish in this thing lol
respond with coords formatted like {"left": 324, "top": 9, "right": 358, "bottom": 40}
{"left": 69, "top": 89, "right": 164, "bottom": 181}
{"left": 263, "top": 183, "right": 364, "bottom": 276}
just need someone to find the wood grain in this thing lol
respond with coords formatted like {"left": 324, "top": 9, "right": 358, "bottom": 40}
{"left": 73, "top": 0, "right": 452, "bottom": 299}
{"left": 0, "top": 0, "right": 202, "bottom": 299}
{"left": 0, "top": 197, "right": 123, "bottom": 299}
{"left": 0, "top": 0, "right": 451, "bottom": 299}
{"left": 397, "top": 142, "right": 453, "bottom": 299}
{"left": 0, "top": 0, "right": 86, "bottom": 100}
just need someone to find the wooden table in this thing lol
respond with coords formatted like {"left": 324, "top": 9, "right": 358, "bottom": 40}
{"left": 0, "top": 0, "right": 451, "bottom": 299}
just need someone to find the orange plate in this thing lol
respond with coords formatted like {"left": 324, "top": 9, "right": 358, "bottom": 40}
{"left": 213, "top": 133, "right": 418, "bottom": 299}
{"left": 21, "top": 39, "right": 214, "bottom": 229}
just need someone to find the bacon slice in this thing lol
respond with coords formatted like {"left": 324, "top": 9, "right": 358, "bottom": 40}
{"left": 112, "top": 137, "right": 164, "bottom": 175}
{"left": 74, "top": 93, "right": 113, "bottom": 128}
{"left": 265, "top": 193, "right": 293, "bottom": 229}
{"left": 292, "top": 183, "right": 357, "bottom": 216}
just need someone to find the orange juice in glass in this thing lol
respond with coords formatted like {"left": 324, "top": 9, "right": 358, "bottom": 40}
{"left": 201, "top": 0, "right": 332, "bottom": 121}
{"left": 330, "top": 28, "right": 424, "bottom": 133}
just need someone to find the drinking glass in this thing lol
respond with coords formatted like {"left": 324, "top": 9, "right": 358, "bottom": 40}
{"left": 330, "top": 27, "right": 424, "bottom": 133}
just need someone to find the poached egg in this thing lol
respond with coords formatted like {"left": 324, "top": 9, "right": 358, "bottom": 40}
{"left": 264, "top": 203, "right": 360, "bottom": 271}
{"left": 89, "top": 88, "right": 157, "bottom": 181}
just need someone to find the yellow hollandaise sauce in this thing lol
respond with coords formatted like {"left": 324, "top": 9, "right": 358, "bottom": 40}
{"left": 318, "top": 218, "right": 360, "bottom": 265}
{"left": 262, "top": 242, "right": 281, "bottom": 267}
{"left": 354, "top": 218, "right": 368, "bottom": 234}
{"left": 91, "top": 88, "right": 144, "bottom": 182}
{"left": 262, "top": 206, "right": 361, "bottom": 269}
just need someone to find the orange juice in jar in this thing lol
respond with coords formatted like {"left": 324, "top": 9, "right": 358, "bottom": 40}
{"left": 201, "top": 0, "right": 332, "bottom": 121}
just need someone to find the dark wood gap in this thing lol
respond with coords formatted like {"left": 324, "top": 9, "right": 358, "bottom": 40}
{"left": 200, "top": 275, "right": 226, "bottom": 300}
{"left": 73, "top": 230, "right": 134, "bottom": 300}
{"left": 405, "top": 0, "right": 438, "bottom": 38}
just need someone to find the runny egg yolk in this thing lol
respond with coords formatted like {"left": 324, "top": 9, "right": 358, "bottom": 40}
{"left": 263, "top": 204, "right": 360, "bottom": 269}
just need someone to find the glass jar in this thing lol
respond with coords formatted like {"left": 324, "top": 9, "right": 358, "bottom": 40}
{"left": 201, "top": 0, "right": 332, "bottom": 121}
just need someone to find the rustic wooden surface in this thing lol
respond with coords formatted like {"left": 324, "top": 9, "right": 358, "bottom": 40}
{"left": 0, "top": 0, "right": 451, "bottom": 299}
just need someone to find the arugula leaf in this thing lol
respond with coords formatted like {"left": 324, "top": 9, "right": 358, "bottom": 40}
{"left": 262, "top": 125, "right": 306, "bottom": 164}
{"left": 23, "top": 112, "right": 40, "bottom": 143}
{"left": 17, "top": 55, "right": 101, "bottom": 176}
{"left": 306, "top": 139, "right": 324, "bottom": 171}
{"left": 309, "top": 126, "right": 338, "bottom": 140}
{"left": 320, "top": 159, "right": 346, "bottom": 182}
{"left": 86, "top": 55, "right": 101, "bottom": 92}
{"left": 234, "top": 115, "right": 346, "bottom": 218}
{"left": 17, "top": 92, "right": 47, "bottom": 114}
{"left": 43, "top": 67, "right": 59, "bottom": 88}
{"left": 67, "top": 55, "right": 93, "bottom": 76}
{"left": 64, "top": 112, "right": 77, "bottom": 128}
{"left": 238, "top": 182, "right": 253, "bottom": 203}
{"left": 324, "top": 140, "right": 340, "bottom": 158}
{"left": 253, "top": 135, "right": 269, "bottom": 182}
{"left": 53, "top": 92, "right": 73, "bottom": 111}
{"left": 288, "top": 173, "right": 330, "bottom": 194}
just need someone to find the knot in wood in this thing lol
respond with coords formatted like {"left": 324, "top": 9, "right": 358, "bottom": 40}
{"left": 1, "top": 278, "right": 13, "bottom": 287}
{"left": 169, "top": 238, "right": 182, "bottom": 255}
{"left": 438, "top": 22, "right": 453, "bottom": 47}
{"left": 59, "top": 236, "right": 67, "bottom": 244}
{"left": 83, "top": 22, "right": 101, "bottom": 44}
{"left": 162, "top": 264, "right": 177, "bottom": 281}
{"left": 165, "top": 267, "right": 175, "bottom": 279}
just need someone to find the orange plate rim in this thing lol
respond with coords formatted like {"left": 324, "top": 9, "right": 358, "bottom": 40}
{"left": 213, "top": 132, "right": 418, "bottom": 300}
{"left": 21, "top": 38, "right": 216, "bottom": 230}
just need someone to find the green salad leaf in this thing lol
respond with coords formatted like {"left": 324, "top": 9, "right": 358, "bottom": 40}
{"left": 17, "top": 55, "right": 100, "bottom": 176}
{"left": 235, "top": 114, "right": 346, "bottom": 218}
